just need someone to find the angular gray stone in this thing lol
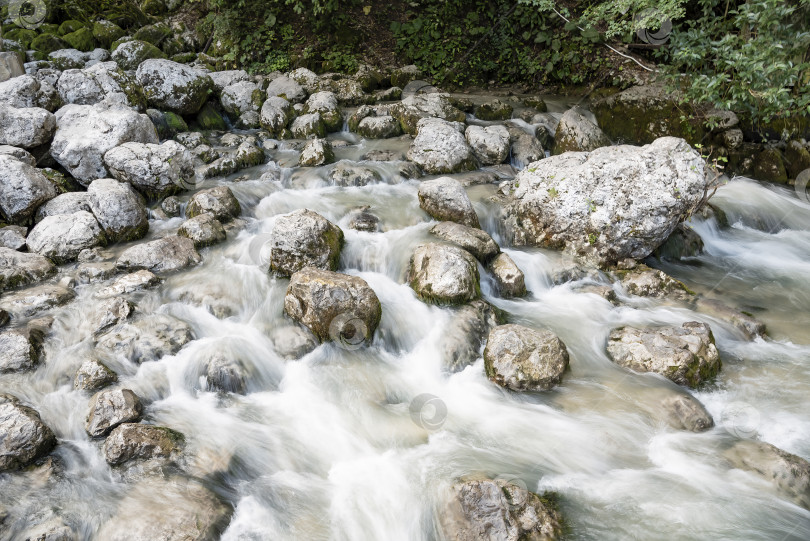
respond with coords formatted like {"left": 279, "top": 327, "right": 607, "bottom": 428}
{"left": 0, "top": 327, "right": 45, "bottom": 373}
{"left": 203, "top": 354, "right": 247, "bottom": 394}
{"left": 26, "top": 211, "right": 106, "bottom": 263}
{"left": 465, "top": 124, "right": 510, "bottom": 165}
{"left": 265, "top": 75, "right": 306, "bottom": 103}
{"left": 0, "top": 144, "right": 35, "bottom": 165}
{"left": 0, "top": 225, "right": 27, "bottom": 250}
{"left": 185, "top": 186, "right": 240, "bottom": 222}
{"left": 102, "top": 423, "right": 183, "bottom": 465}
{"left": 357, "top": 115, "right": 401, "bottom": 139}
{"left": 94, "top": 270, "right": 160, "bottom": 299}
{"left": 90, "top": 297, "right": 134, "bottom": 335}
{"left": 0, "top": 247, "right": 56, "bottom": 292}
{"left": 0, "top": 75, "right": 60, "bottom": 111}
{"left": 327, "top": 161, "right": 382, "bottom": 187}
{"left": 56, "top": 62, "right": 145, "bottom": 109}
{"left": 269, "top": 209, "right": 344, "bottom": 277}
{"left": 103, "top": 140, "right": 195, "bottom": 200}
{"left": 0, "top": 154, "right": 58, "bottom": 224}
{"left": 0, "top": 284, "right": 75, "bottom": 318}
{"left": 87, "top": 178, "right": 149, "bottom": 242}
{"left": 0, "top": 395, "right": 57, "bottom": 472}
{"left": 85, "top": 388, "right": 143, "bottom": 437}
{"left": 259, "top": 96, "right": 293, "bottom": 135}
{"left": 418, "top": 177, "right": 480, "bottom": 228}
{"left": 95, "top": 313, "right": 194, "bottom": 364}
{"left": 407, "top": 117, "right": 477, "bottom": 174}
{"left": 74, "top": 359, "right": 118, "bottom": 391}
{"left": 346, "top": 206, "right": 381, "bottom": 232}
{"left": 553, "top": 108, "right": 611, "bottom": 154}
{"left": 663, "top": 394, "right": 714, "bottom": 432}
{"left": 290, "top": 113, "right": 326, "bottom": 139}
{"left": 221, "top": 80, "right": 264, "bottom": 117}
{"left": 0, "top": 105, "right": 56, "bottom": 148}
{"left": 284, "top": 267, "right": 382, "bottom": 344}
{"left": 430, "top": 221, "right": 499, "bottom": 262}
{"left": 135, "top": 59, "right": 213, "bottom": 115}
{"left": 269, "top": 325, "right": 318, "bottom": 360}
{"left": 178, "top": 214, "right": 226, "bottom": 248}
{"left": 116, "top": 236, "right": 201, "bottom": 273}
{"left": 484, "top": 324, "right": 569, "bottom": 391}
{"left": 391, "top": 93, "right": 466, "bottom": 135}
{"left": 487, "top": 253, "right": 526, "bottom": 298}
{"left": 35, "top": 192, "right": 93, "bottom": 222}
{"left": 408, "top": 243, "right": 480, "bottom": 305}
{"left": 606, "top": 322, "right": 721, "bottom": 388}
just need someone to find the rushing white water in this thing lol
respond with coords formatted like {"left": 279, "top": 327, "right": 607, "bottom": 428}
{"left": 2, "top": 133, "right": 809, "bottom": 540}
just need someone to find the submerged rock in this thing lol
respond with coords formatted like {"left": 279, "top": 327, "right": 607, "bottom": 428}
{"left": 487, "top": 253, "right": 527, "bottom": 298}
{"left": 407, "top": 118, "right": 477, "bottom": 174}
{"left": 499, "top": 137, "right": 709, "bottom": 266}
{"left": 74, "top": 359, "right": 118, "bottom": 391}
{"left": 346, "top": 206, "right": 381, "bottom": 232}
{"left": 0, "top": 248, "right": 56, "bottom": 292}
{"left": 102, "top": 423, "right": 184, "bottom": 465}
{"left": 662, "top": 394, "right": 714, "bottom": 432}
{"left": 408, "top": 243, "right": 480, "bottom": 305}
{"left": 203, "top": 353, "right": 247, "bottom": 394}
{"left": 327, "top": 161, "right": 382, "bottom": 187}
{"left": 85, "top": 388, "right": 143, "bottom": 437}
{"left": 441, "top": 478, "right": 564, "bottom": 541}
{"left": 0, "top": 283, "right": 76, "bottom": 318}
{"left": 94, "top": 270, "right": 160, "bottom": 299}
{"left": 0, "top": 395, "right": 57, "bottom": 472}
{"left": 695, "top": 298, "right": 766, "bottom": 340}
{"left": 606, "top": 322, "right": 721, "bottom": 388}
{"left": 95, "top": 313, "right": 194, "bottom": 364}
{"left": 484, "top": 324, "right": 569, "bottom": 391}
{"left": 269, "top": 209, "right": 344, "bottom": 277}
{"left": 116, "top": 236, "right": 201, "bottom": 273}
{"left": 418, "top": 177, "right": 480, "bottom": 228}
{"left": 269, "top": 325, "right": 319, "bottom": 360}
{"left": 441, "top": 300, "right": 500, "bottom": 372}
{"left": 284, "top": 267, "right": 382, "bottom": 345}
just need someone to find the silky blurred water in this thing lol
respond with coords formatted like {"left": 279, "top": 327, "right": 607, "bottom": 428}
{"left": 1, "top": 130, "right": 809, "bottom": 540}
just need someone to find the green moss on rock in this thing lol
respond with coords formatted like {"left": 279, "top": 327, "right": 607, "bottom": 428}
{"left": 171, "top": 52, "right": 197, "bottom": 64}
{"left": 133, "top": 23, "right": 172, "bottom": 47}
{"left": 30, "top": 33, "right": 69, "bottom": 54}
{"left": 93, "top": 20, "right": 126, "bottom": 48}
{"left": 196, "top": 101, "right": 227, "bottom": 131}
{"left": 58, "top": 20, "right": 87, "bottom": 36}
{"left": 474, "top": 99, "right": 513, "bottom": 121}
{"left": 4, "top": 29, "right": 37, "bottom": 49}
{"left": 752, "top": 148, "right": 788, "bottom": 184}
{"left": 62, "top": 27, "right": 96, "bottom": 52}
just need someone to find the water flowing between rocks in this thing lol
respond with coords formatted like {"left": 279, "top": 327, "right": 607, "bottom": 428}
{"left": 2, "top": 106, "right": 809, "bottom": 540}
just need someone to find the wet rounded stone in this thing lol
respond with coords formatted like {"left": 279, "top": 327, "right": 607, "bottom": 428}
{"left": 484, "top": 324, "right": 570, "bottom": 391}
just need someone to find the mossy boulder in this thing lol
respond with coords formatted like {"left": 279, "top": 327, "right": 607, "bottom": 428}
{"left": 161, "top": 38, "right": 185, "bottom": 57}
{"left": 146, "top": 109, "right": 188, "bottom": 139}
{"left": 196, "top": 101, "right": 227, "bottom": 131}
{"left": 111, "top": 40, "right": 167, "bottom": 71}
{"left": 63, "top": 27, "right": 96, "bottom": 52}
{"left": 133, "top": 23, "right": 172, "bottom": 47}
{"left": 474, "top": 99, "right": 513, "bottom": 121}
{"left": 141, "top": 0, "right": 167, "bottom": 16}
{"left": 30, "top": 34, "right": 69, "bottom": 55}
{"left": 592, "top": 84, "right": 707, "bottom": 145}
{"left": 58, "top": 20, "right": 87, "bottom": 36}
{"left": 171, "top": 52, "right": 197, "bottom": 64}
{"left": 103, "top": 4, "right": 150, "bottom": 29}
{"left": 752, "top": 148, "right": 788, "bottom": 184}
{"left": 93, "top": 20, "right": 126, "bottom": 48}
{"left": 785, "top": 141, "right": 810, "bottom": 179}
{"left": 739, "top": 114, "right": 810, "bottom": 143}
{"left": 4, "top": 29, "right": 37, "bottom": 49}
{"left": 39, "top": 24, "right": 60, "bottom": 35}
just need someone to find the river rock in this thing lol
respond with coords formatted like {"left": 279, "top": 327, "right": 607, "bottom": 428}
{"left": 407, "top": 118, "right": 477, "bottom": 174}
{"left": 391, "top": 93, "right": 466, "bottom": 135}
{"left": 475, "top": 99, "right": 513, "bottom": 121}
{"left": 441, "top": 478, "right": 564, "bottom": 541}
{"left": 723, "top": 440, "right": 810, "bottom": 510}
{"left": 606, "top": 322, "right": 721, "bottom": 388}
{"left": 269, "top": 209, "right": 343, "bottom": 276}
{"left": 104, "top": 140, "right": 195, "bottom": 200}
{"left": 17, "top": 516, "right": 75, "bottom": 541}
{"left": 0, "top": 395, "right": 57, "bottom": 472}
{"left": 0, "top": 284, "right": 75, "bottom": 317}
{"left": 85, "top": 388, "right": 143, "bottom": 437}
{"left": 0, "top": 225, "right": 26, "bottom": 250}
{"left": 291, "top": 113, "right": 326, "bottom": 139}
{"left": 299, "top": 138, "right": 334, "bottom": 167}
{"left": 185, "top": 186, "right": 241, "bottom": 222}
{"left": 283, "top": 267, "right": 382, "bottom": 345}
{"left": 103, "top": 423, "right": 184, "bottom": 465}
{"left": 0, "top": 75, "right": 60, "bottom": 111}
{"left": 695, "top": 298, "right": 766, "bottom": 340}
{"left": 95, "top": 313, "right": 194, "bottom": 364}
{"left": 553, "top": 108, "right": 611, "bottom": 154}
{"left": 346, "top": 206, "right": 381, "bottom": 232}
{"left": 507, "top": 127, "right": 545, "bottom": 169}
{"left": 117, "top": 236, "right": 201, "bottom": 273}
{"left": 465, "top": 124, "right": 510, "bottom": 165}
{"left": 499, "top": 137, "right": 709, "bottom": 265}
{"left": 259, "top": 96, "right": 293, "bottom": 136}
{"left": 90, "top": 297, "right": 133, "bottom": 336}
{"left": 87, "top": 178, "right": 149, "bottom": 242}
{"left": 95, "top": 477, "right": 230, "bottom": 541}
{"left": 441, "top": 300, "right": 500, "bottom": 372}
{"left": 663, "top": 394, "right": 714, "bottom": 432}
{"left": 0, "top": 105, "right": 56, "bottom": 148}
{"left": 266, "top": 75, "right": 306, "bottom": 103}
{"left": 178, "top": 214, "right": 226, "bottom": 248}
{"left": 269, "top": 325, "right": 319, "bottom": 360}
{"left": 418, "top": 177, "right": 480, "bottom": 228}
{"left": 35, "top": 192, "right": 93, "bottom": 222}
{"left": 0, "top": 154, "right": 58, "bottom": 224}
{"left": 204, "top": 353, "right": 247, "bottom": 394}
{"left": 94, "top": 270, "right": 160, "bottom": 299}
{"left": 209, "top": 70, "right": 250, "bottom": 93}
{"left": 135, "top": 59, "right": 212, "bottom": 115}
{"left": 484, "top": 324, "right": 569, "bottom": 391}
{"left": 221, "top": 80, "right": 264, "bottom": 117}
{"left": 357, "top": 115, "right": 401, "bottom": 139}
{"left": 0, "top": 327, "right": 45, "bottom": 373}
{"left": 327, "top": 161, "right": 382, "bottom": 187}
{"left": 56, "top": 62, "right": 146, "bottom": 109}
{"left": 617, "top": 265, "right": 693, "bottom": 299}
{"left": 50, "top": 103, "right": 159, "bottom": 185}
{"left": 487, "top": 253, "right": 527, "bottom": 298}
{"left": 0, "top": 248, "right": 56, "bottom": 292}
{"left": 304, "top": 91, "right": 341, "bottom": 132}
{"left": 408, "top": 243, "right": 480, "bottom": 305}
{"left": 430, "top": 222, "right": 499, "bottom": 263}
{"left": 27, "top": 211, "right": 106, "bottom": 263}
{"left": 74, "top": 358, "right": 118, "bottom": 391}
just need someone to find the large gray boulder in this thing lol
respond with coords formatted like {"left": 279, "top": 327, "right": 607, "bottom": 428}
{"left": 85, "top": 389, "right": 143, "bottom": 438}
{"left": 0, "top": 105, "right": 56, "bottom": 148}
{"left": 0, "top": 155, "right": 57, "bottom": 224}
{"left": 507, "top": 126, "right": 545, "bottom": 169}
{"left": 553, "top": 108, "right": 611, "bottom": 154}
{"left": 0, "top": 395, "right": 57, "bottom": 472}
{"left": 408, "top": 243, "right": 480, "bottom": 305}
{"left": 283, "top": 267, "right": 382, "bottom": 346}
{"left": 484, "top": 324, "right": 569, "bottom": 391}
{"left": 0, "top": 327, "right": 44, "bottom": 373}
{"left": 185, "top": 186, "right": 241, "bottom": 222}
{"left": 102, "top": 423, "right": 183, "bottom": 465}
{"left": 607, "top": 322, "right": 721, "bottom": 388}
{"left": 35, "top": 192, "right": 93, "bottom": 222}
{"left": 487, "top": 253, "right": 526, "bottom": 298}
{"left": 0, "top": 145, "right": 35, "bottom": 166}
{"left": 0, "top": 248, "right": 56, "bottom": 292}
{"left": 269, "top": 209, "right": 344, "bottom": 277}
{"left": 95, "top": 477, "right": 230, "bottom": 541}
{"left": 265, "top": 75, "right": 306, "bottom": 103}
{"left": 391, "top": 93, "right": 466, "bottom": 135}
{"left": 87, "top": 178, "right": 149, "bottom": 242}
{"left": 74, "top": 359, "right": 118, "bottom": 391}
{"left": 357, "top": 115, "right": 401, "bottom": 139}
{"left": 441, "top": 478, "right": 564, "bottom": 541}
{"left": 208, "top": 70, "right": 250, "bottom": 94}
{"left": 116, "top": 235, "right": 201, "bottom": 273}
{"left": 407, "top": 118, "right": 477, "bottom": 174}
{"left": 135, "top": 59, "right": 213, "bottom": 115}
{"left": 26, "top": 211, "right": 106, "bottom": 263}
{"left": 0, "top": 225, "right": 26, "bottom": 250}
{"left": 304, "top": 91, "right": 341, "bottom": 132}
{"left": 221, "top": 80, "right": 264, "bottom": 117}
{"left": 430, "top": 221, "right": 499, "bottom": 262}
{"left": 465, "top": 124, "right": 510, "bottom": 165}
{"left": 56, "top": 62, "right": 146, "bottom": 109}
{"left": 0, "top": 75, "right": 60, "bottom": 111}
{"left": 50, "top": 103, "right": 158, "bottom": 185}
{"left": 418, "top": 177, "right": 480, "bottom": 228}
{"left": 110, "top": 40, "right": 167, "bottom": 71}
{"left": 498, "top": 137, "right": 709, "bottom": 265}
{"left": 103, "top": 140, "right": 195, "bottom": 199}
{"left": 290, "top": 113, "right": 326, "bottom": 139}
{"left": 178, "top": 214, "right": 226, "bottom": 248}
{"left": 259, "top": 96, "right": 293, "bottom": 136}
